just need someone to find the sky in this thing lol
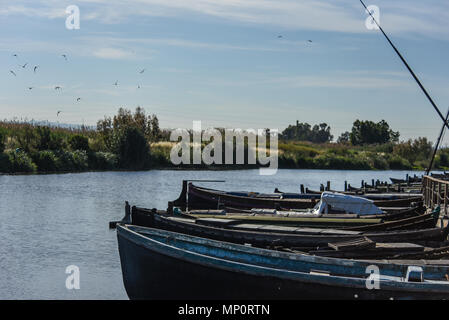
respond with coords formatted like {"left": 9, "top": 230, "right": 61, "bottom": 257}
{"left": 1, "top": 0, "right": 449, "bottom": 142}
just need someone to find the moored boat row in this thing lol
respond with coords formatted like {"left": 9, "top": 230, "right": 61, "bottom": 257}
{"left": 113, "top": 177, "right": 449, "bottom": 300}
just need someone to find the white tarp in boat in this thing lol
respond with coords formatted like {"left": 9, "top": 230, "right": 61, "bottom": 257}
{"left": 311, "top": 191, "right": 383, "bottom": 215}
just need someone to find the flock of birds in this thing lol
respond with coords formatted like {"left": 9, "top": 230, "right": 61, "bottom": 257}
{"left": 8, "top": 35, "right": 309, "bottom": 119}
{"left": 8, "top": 53, "right": 146, "bottom": 118}
{"left": 278, "top": 35, "right": 313, "bottom": 44}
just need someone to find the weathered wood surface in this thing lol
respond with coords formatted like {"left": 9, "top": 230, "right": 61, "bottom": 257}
{"left": 117, "top": 224, "right": 449, "bottom": 300}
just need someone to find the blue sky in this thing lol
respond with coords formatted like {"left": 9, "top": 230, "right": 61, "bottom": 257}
{"left": 1, "top": 0, "right": 449, "bottom": 142}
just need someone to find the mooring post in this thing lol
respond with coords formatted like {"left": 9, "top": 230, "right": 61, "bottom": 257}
{"left": 361, "top": 180, "right": 364, "bottom": 188}
{"left": 326, "top": 181, "right": 330, "bottom": 191}
{"left": 320, "top": 184, "right": 324, "bottom": 192}
{"left": 445, "top": 183, "right": 448, "bottom": 217}
{"left": 300, "top": 184, "right": 305, "bottom": 194}
{"left": 344, "top": 181, "right": 348, "bottom": 192}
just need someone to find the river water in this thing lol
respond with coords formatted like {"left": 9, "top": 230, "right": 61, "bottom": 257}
{"left": 0, "top": 169, "right": 423, "bottom": 299}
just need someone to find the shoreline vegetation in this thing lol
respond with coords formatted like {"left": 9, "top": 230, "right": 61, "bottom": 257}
{"left": 0, "top": 107, "right": 447, "bottom": 174}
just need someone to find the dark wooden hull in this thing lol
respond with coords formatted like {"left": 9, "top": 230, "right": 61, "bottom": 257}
{"left": 186, "top": 184, "right": 423, "bottom": 211}
{"left": 131, "top": 207, "right": 448, "bottom": 248}
{"left": 391, "top": 177, "right": 422, "bottom": 184}
{"left": 185, "top": 210, "right": 435, "bottom": 231}
{"left": 117, "top": 224, "right": 449, "bottom": 300}
{"left": 221, "top": 205, "right": 424, "bottom": 223}
{"left": 188, "top": 184, "right": 316, "bottom": 210}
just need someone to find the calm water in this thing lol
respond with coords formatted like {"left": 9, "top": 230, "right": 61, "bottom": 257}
{"left": 0, "top": 169, "right": 423, "bottom": 299}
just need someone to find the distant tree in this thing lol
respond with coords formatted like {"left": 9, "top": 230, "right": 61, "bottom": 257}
{"left": 310, "top": 123, "right": 333, "bottom": 143}
{"left": 281, "top": 121, "right": 333, "bottom": 143}
{"left": 97, "top": 107, "right": 160, "bottom": 151}
{"left": 393, "top": 137, "right": 432, "bottom": 164}
{"left": 337, "top": 131, "right": 350, "bottom": 144}
{"left": 350, "top": 120, "right": 399, "bottom": 145}
{"left": 69, "top": 135, "right": 89, "bottom": 151}
{"left": 16, "top": 125, "right": 38, "bottom": 153}
{"left": 96, "top": 116, "right": 113, "bottom": 151}
{"left": 149, "top": 115, "right": 161, "bottom": 142}
{"left": 117, "top": 127, "right": 150, "bottom": 170}
{"left": 0, "top": 129, "right": 5, "bottom": 153}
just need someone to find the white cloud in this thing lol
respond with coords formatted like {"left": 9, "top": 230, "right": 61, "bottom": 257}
{"left": 92, "top": 47, "right": 134, "bottom": 59}
{"left": 198, "top": 70, "right": 414, "bottom": 89}
{"left": 2, "top": 0, "right": 449, "bottom": 40}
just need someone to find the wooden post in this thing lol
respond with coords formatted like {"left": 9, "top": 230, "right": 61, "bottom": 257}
{"left": 326, "top": 181, "right": 331, "bottom": 191}
{"left": 300, "top": 184, "right": 305, "bottom": 194}
{"left": 431, "top": 180, "right": 434, "bottom": 209}
{"left": 443, "top": 184, "right": 447, "bottom": 216}
{"left": 344, "top": 181, "right": 348, "bottom": 192}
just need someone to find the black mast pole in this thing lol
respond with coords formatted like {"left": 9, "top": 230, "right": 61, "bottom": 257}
{"left": 427, "top": 108, "right": 449, "bottom": 175}
{"left": 359, "top": 0, "right": 449, "bottom": 130}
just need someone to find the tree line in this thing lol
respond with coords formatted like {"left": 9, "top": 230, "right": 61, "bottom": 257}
{"left": 281, "top": 119, "right": 400, "bottom": 145}
{"left": 0, "top": 111, "right": 444, "bottom": 173}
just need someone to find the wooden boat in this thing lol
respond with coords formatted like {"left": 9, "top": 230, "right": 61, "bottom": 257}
{"left": 222, "top": 205, "right": 425, "bottom": 222}
{"left": 178, "top": 183, "right": 423, "bottom": 211}
{"left": 184, "top": 209, "right": 438, "bottom": 232}
{"left": 117, "top": 224, "right": 449, "bottom": 299}
{"left": 305, "top": 189, "right": 421, "bottom": 200}
{"left": 130, "top": 206, "right": 449, "bottom": 248}
{"left": 390, "top": 176, "right": 422, "bottom": 184}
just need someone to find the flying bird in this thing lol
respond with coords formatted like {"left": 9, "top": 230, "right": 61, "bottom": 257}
{"left": 307, "top": 40, "right": 313, "bottom": 43}
{"left": 9, "top": 70, "right": 16, "bottom": 76}
{"left": 277, "top": 35, "right": 283, "bottom": 38}
{"left": 28, "top": 87, "right": 33, "bottom": 90}
{"left": 113, "top": 81, "right": 118, "bottom": 86}
{"left": 137, "top": 85, "right": 141, "bottom": 89}
{"left": 12, "top": 54, "right": 18, "bottom": 58}
{"left": 139, "top": 69, "right": 145, "bottom": 74}
{"left": 76, "top": 97, "right": 81, "bottom": 101}
{"left": 20, "top": 63, "right": 28, "bottom": 68}
{"left": 55, "top": 86, "right": 61, "bottom": 90}
{"left": 33, "top": 66, "right": 39, "bottom": 73}
{"left": 62, "top": 54, "right": 68, "bottom": 61}
{"left": 57, "top": 111, "right": 62, "bottom": 116}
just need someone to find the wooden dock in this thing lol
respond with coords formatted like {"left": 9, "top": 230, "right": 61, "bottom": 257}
{"left": 423, "top": 175, "right": 449, "bottom": 227}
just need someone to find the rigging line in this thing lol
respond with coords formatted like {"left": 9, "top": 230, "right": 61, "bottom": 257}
{"left": 360, "top": 0, "right": 449, "bottom": 130}
{"left": 426, "top": 107, "right": 449, "bottom": 175}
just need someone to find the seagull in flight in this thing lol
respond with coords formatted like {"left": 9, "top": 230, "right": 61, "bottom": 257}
{"left": 113, "top": 81, "right": 118, "bottom": 86}
{"left": 34, "top": 66, "right": 39, "bottom": 73}
{"left": 139, "top": 69, "right": 145, "bottom": 74}
{"left": 277, "top": 35, "right": 283, "bottom": 38}
{"left": 10, "top": 70, "right": 16, "bottom": 76}
{"left": 137, "top": 85, "right": 141, "bottom": 89}
{"left": 76, "top": 97, "right": 81, "bottom": 102}
{"left": 307, "top": 40, "right": 313, "bottom": 43}
{"left": 62, "top": 54, "right": 68, "bottom": 61}
{"left": 28, "top": 87, "right": 33, "bottom": 90}
{"left": 12, "top": 54, "right": 18, "bottom": 58}
{"left": 20, "top": 63, "right": 28, "bottom": 68}
{"left": 57, "top": 111, "right": 62, "bottom": 116}
{"left": 55, "top": 86, "right": 62, "bottom": 90}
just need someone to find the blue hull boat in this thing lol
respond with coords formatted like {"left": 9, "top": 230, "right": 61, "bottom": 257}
{"left": 117, "top": 224, "right": 449, "bottom": 300}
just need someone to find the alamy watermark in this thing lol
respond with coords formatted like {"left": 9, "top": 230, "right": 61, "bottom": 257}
{"left": 65, "top": 265, "right": 80, "bottom": 290}
{"left": 365, "top": 5, "right": 380, "bottom": 30}
{"left": 365, "top": 265, "right": 380, "bottom": 290}
{"left": 169, "top": 121, "right": 278, "bottom": 175}
{"left": 66, "top": 5, "right": 80, "bottom": 30}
